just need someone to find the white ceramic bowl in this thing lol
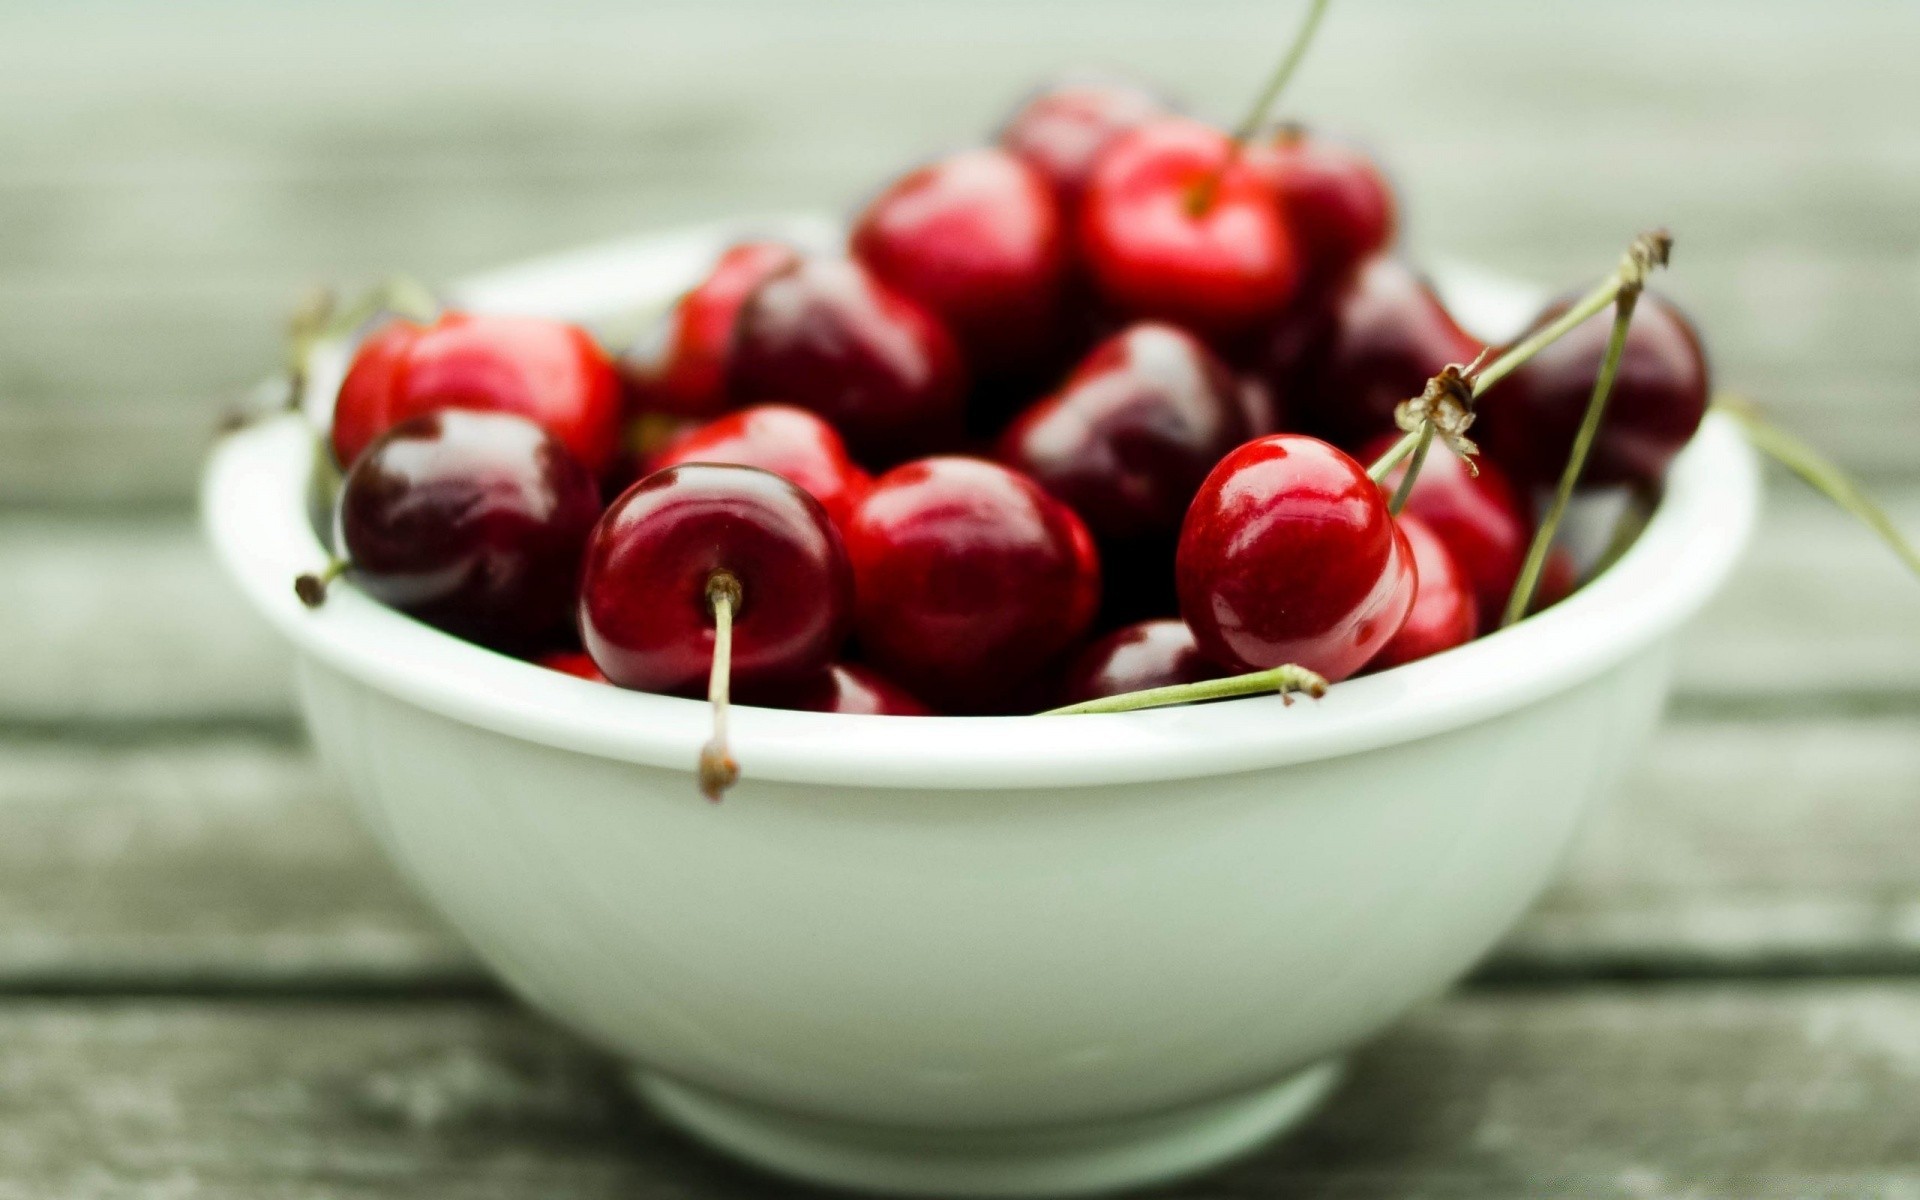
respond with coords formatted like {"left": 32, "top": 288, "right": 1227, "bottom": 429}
{"left": 203, "top": 218, "right": 1760, "bottom": 1199}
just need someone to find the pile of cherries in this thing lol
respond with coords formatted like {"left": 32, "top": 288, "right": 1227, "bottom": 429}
{"left": 297, "top": 66, "right": 1712, "bottom": 796}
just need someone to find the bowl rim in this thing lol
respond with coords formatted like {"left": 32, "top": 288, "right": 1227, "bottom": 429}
{"left": 201, "top": 217, "right": 1761, "bottom": 791}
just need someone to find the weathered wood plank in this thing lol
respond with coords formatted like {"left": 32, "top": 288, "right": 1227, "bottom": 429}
{"left": 2, "top": 486, "right": 1912, "bottom": 729}
{"left": 4, "top": 984, "right": 1920, "bottom": 1198}
{"left": 1, "top": 715, "right": 1914, "bottom": 992}
{"left": 2, "top": 0, "right": 1918, "bottom": 504}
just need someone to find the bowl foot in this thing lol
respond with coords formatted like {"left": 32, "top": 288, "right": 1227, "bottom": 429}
{"left": 631, "top": 1060, "right": 1342, "bottom": 1198}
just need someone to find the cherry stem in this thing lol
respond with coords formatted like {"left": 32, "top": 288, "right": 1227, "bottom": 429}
{"left": 697, "top": 570, "right": 743, "bottom": 802}
{"left": 1041, "top": 663, "right": 1329, "bottom": 716}
{"left": 1187, "top": 0, "right": 1332, "bottom": 215}
{"left": 294, "top": 558, "right": 348, "bottom": 608}
{"left": 281, "top": 275, "right": 440, "bottom": 412}
{"left": 1716, "top": 396, "right": 1920, "bottom": 580}
{"left": 1386, "top": 422, "right": 1433, "bottom": 517}
{"left": 1501, "top": 287, "right": 1642, "bottom": 628}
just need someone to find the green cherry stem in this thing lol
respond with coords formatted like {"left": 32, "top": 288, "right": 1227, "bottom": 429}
{"left": 697, "top": 570, "right": 743, "bottom": 802}
{"left": 1386, "top": 422, "right": 1433, "bottom": 516}
{"left": 1717, "top": 396, "right": 1920, "bottom": 580}
{"left": 1041, "top": 664, "right": 1328, "bottom": 717}
{"left": 294, "top": 558, "right": 348, "bottom": 608}
{"left": 1187, "top": 0, "right": 1332, "bottom": 215}
{"left": 1500, "top": 286, "right": 1642, "bottom": 627}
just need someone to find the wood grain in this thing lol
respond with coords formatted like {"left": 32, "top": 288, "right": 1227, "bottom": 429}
{"left": 5, "top": 984, "right": 1920, "bottom": 1197}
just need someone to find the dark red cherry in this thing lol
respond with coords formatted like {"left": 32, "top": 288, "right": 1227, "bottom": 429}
{"left": 1177, "top": 434, "right": 1416, "bottom": 681}
{"left": 648, "top": 404, "right": 870, "bottom": 534}
{"left": 1475, "top": 290, "right": 1710, "bottom": 488}
{"left": 1079, "top": 117, "right": 1300, "bottom": 338}
{"left": 997, "top": 75, "right": 1168, "bottom": 210}
{"left": 617, "top": 241, "right": 798, "bottom": 418}
{"left": 1366, "top": 515, "right": 1477, "bottom": 672}
{"left": 331, "top": 312, "right": 623, "bottom": 477}
{"left": 538, "top": 649, "right": 608, "bottom": 683}
{"left": 1056, "top": 618, "right": 1224, "bottom": 707}
{"left": 579, "top": 464, "right": 852, "bottom": 697}
{"left": 846, "top": 457, "right": 1100, "bottom": 713}
{"left": 997, "top": 322, "right": 1248, "bottom": 543}
{"left": 729, "top": 256, "right": 967, "bottom": 466}
{"left": 1362, "top": 433, "right": 1531, "bottom": 632}
{"left": 1244, "top": 125, "right": 1395, "bottom": 285}
{"left": 852, "top": 147, "right": 1069, "bottom": 374}
{"left": 327, "top": 410, "right": 601, "bottom": 651}
{"left": 741, "top": 662, "right": 934, "bottom": 716}
{"left": 1256, "top": 257, "right": 1480, "bottom": 451}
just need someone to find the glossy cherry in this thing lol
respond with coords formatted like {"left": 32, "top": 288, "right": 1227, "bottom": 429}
{"left": 1366, "top": 515, "right": 1477, "bottom": 672}
{"left": 1362, "top": 433, "right": 1531, "bottom": 632}
{"left": 1078, "top": 116, "right": 1300, "bottom": 338}
{"left": 846, "top": 457, "right": 1100, "bottom": 713}
{"left": 741, "top": 662, "right": 934, "bottom": 716}
{"left": 852, "top": 147, "right": 1068, "bottom": 374}
{"left": 313, "top": 410, "right": 601, "bottom": 651}
{"left": 996, "top": 74, "right": 1168, "bottom": 210}
{"left": 1475, "top": 290, "right": 1711, "bottom": 488}
{"left": 1244, "top": 125, "right": 1395, "bottom": 286}
{"left": 579, "top": 464, "right": 852, "bottom": 698}
{"left": 1257, "top": 257, "right": 1480, "bottom": 451}
{"left": 538, "top": 650, "right": 608, "bottom": 683}
{"left": 617, "top": 241, "right": 798, "bottom": 418}
{"left": 729, "top": 255, "right": 967, "bottom": 466}
{"left": 1055, "top": 618, "right": 1224, "bottom": 707}
{"left": 1177, "top": 434, "right": 1416, "bottom": 681}
{"left": 647, "top": 404, "right": 870, "bottom": 533}
{"left": 330, "top": 312, "right": 623, "bottom": 477}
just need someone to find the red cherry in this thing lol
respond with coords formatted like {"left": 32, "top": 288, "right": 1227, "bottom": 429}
{"left": 1536, "top": 547, "right": 1580, "bottom": 611}
{"left": 617, "top": 241, "right": 798, "bottom": 418}
{"left": 1256, "top": 257, "right": 1480, "bottom": 451}
{"left": 846, "top": 457, "right": 1100, "bottom": 713}
{"left": 742, "top": 662, "right": 934, "bottom": 716}
{"left": 538, "top": 650, "right": 608, "bottom": 683}
{"left": 852, "top": 147, "right": 1069, "bottom": 374}
{"left": 1244, "top": 125, "right": 1395, "bottom": 285}
{"left": 330, "top": 312, "right": 623, "bottom": 477}
{"left": 648, "top": 404, "right": 870, "bottom": 533}
{"left": 729, "top": 256, "right": 967, "bottom": 466}
{"left": 1366, "top": 515, "right": 1477, "bottom": 672}
{"left": 319, "top": 411, "right": 601, "bottom": 652}
{"left": 1177, "top": 434, "right": 1416, "bottom": 681}
{"left": 996, "top": 75, "right": 1168, "bottom": 210}
{"left": 998, "top": 322, "right": 1248, "bottom": 543}
{"left": 1362, "top": 433, "right": 1531, "bottom": 632}
{"left": 1078, "top": 117, "right": 1300, "bottom": 338}
{"left": 579, "top": 464, "right": 852, "bottom": 697}
{"left": 1056, "top": 618, "right": 1224, "bottom": 707}
{"left": 1475, "top": 290, "right": 1710, "bottom": 488}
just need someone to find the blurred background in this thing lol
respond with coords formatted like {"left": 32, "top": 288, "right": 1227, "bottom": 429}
{"left": 3, "top": 0, "right": 1919, "bottom": 1190}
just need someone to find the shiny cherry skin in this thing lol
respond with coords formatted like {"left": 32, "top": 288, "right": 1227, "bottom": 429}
{"left": 331, "top": 312, "right": 623, "bottom": 477}
{"left": 997, "top": 74, "right": 1168, "bottom": 210}
{"left": 998, "top": 322, "right": 1248, "bottom": 542}
{"left": 846, "top": 457, "right": 1101, "bottom": 713}
{"left": 1257, "top": 257, "right": 1481, "bottom": 451}
{"left": 1362, "top": 433, "right": 1531, "bottom": 632}
{"left": 1366, "top": 515, "right": 1477, "bottom": 672}
{"left": 1079, "top": 117, "right": 1301, "bottom": 339}
{"left": 648, "top": 404, "right": 870, "bottom": 534}
{"left": 617, "top": 241, "right": 798, "bottom": 418}
{"left": 852, "top": 147, "right": 1069, "bottom": 374}
{"left": 1055, "top": 618, "right": 1224, "bottom": 707}
{"left": 537, "top": 649, "right": 608, "bottom": 683}
{"left": 729, "top": 255, "right": 967, "bottom": 466}
{"left": 579, "top": 464, "right": 852, "bottom": 697}
{"left": 334, "top": 410, "right": 601, "bottom": 651}
{"left": 1475, "top": 290, "right": 1710, "bottom": 488}
{"left": 741, "top": 662, "right": 934, "bottom": 716}
{"left": 1177, "top": 434, "right": 1416, "bottom": 681}
{"left": 1244, "top": 125, "right": 1395, "bottom": 286}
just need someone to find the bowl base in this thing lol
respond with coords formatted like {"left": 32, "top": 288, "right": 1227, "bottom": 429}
{"left": 632, "top": 1061, "right": 1342, "bottom": 1198}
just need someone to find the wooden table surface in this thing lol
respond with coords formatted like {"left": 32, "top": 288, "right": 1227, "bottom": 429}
{"left": 3, "top": 1, "right": 1919, "bottom": 1194}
